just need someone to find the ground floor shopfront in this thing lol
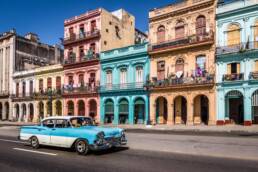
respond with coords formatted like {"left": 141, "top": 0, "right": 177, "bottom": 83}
{"left": 149, "top": 86, "right": 216, "bottom": 125}
{"left": 100, "top": 92, "right": 149, "bottom": 125}
{"left": 217, "top": 83, "right": 258, "bottom": 126}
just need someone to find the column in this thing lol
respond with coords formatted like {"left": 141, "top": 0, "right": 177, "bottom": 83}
{"left": 217, "top": 89, "right": 225, "bottom": 125}
{"left": 113, "top": 102, "right": 119, "bottom": 125}
{"left": 25, "top": 104, "right": 30, "bottom": 122}
{"left": 85, "top": 99, "right": 89, "bottom": 117}
{"left": 74, "top": 100, "right": 78, "bottom": 116}
{"left": 33, "top": 102, "right": 39, "bottom": 123}
{"left": 187, "top": 98, "right": 194, "bottom": 125}
{"left": 12, "top": 104, "right": 16, "bottom": 122}
{"left": 167, "top": 96, "right": 174, "bottom": 125}
{"left": 52, "top": 100, "right": 56, "bottom": 116}
{"left": 208, "top": 93, "right": 216, "bottom": 125}
{"left": 145, "top": 96, "right": 149, "bottom": 125}
{"left": 19, "top": 104, "right": 23, "bottom": 122}
{"left": 129, "top": 97, "right": 134, "bottom": 125}
{"left": 100, "top": 98, "right": 105, "bottom": 124}
{"left": 2, "top": 103, "right": 6, "bottom": 120}
{"left": 244, "top": 89, "right": 252, "bottom": 126}
{"left": 149, "top": 95, "right": 156, "bottom": 124}
{"left": 43, "top": 101, "right": 48, "bottom": 118}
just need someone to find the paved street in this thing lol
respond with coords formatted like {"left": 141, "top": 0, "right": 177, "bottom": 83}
{"left": 0, "top": 127, "right": 258, "bottom": 172}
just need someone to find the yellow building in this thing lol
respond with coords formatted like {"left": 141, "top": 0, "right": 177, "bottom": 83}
{"left": 148, "top": 0, "right": 216, "bottom": 125}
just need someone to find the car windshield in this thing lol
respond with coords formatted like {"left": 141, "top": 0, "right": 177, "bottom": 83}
{"left": 70, "top": 117, "right": 94, "bottom": 127}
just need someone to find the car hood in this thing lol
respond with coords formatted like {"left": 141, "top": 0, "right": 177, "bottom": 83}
{"left": 80, "top": 126, "right": 123, "bottom": 137}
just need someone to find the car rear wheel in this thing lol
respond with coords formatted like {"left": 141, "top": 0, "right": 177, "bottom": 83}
{"left": 75, "top": 139, "right": 89, "bottom": 155}
{"left": 30, "top": 136, "right": 39, "bottom": 149}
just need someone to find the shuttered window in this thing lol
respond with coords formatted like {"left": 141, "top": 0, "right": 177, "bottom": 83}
{"left": 175, "top": 21, "right": 185, "bottom": 39}
{"left": 255, "top": 60, "right": 258, "bottom": 71}
{"left": 157, "top": 61, "right": 165, "bottom": 80}
{"left": 157, "top": 26, "right": 165, "bottom": 43}
{"left": 254, "top": 21, "right": 258, "bottom": 48}
{"left": 196, "top": 16, "right": 206, "bottom": 35}
{"left": 136, "top": 66, "right": 143, "bottom": 83}
{"left": 227, "top": 24, "right": 241, "bottom": 46}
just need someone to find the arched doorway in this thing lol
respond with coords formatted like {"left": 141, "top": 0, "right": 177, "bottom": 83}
{"left": 5, "top": 102, "right": 9, "bottom": 121}
{"left": 119, "top": 98, "right": 129, "bottom": 124}
{"left": 156, "top": 97, "right": 167, "bottom": 124}
{"left": 251, "top": 90, "right": 258, "bottom": 124}
{"left": 0, "top": 103, "right": 2, "bottom": 120}
{"left": 46, "top": 101, "right": 52, "bottom": 117}
{"left": 29, "top": 103, "right": 34, "bottom": 122}
{"left": 67, "top": 101, "right": 74, "bottom": 116}
{"left": 56, "top": 100, "right": 62, "bottom": 116}
{"left": 14, "top": 104, "right": 19, "bottom": 121}
{"left": 226, "top": 90, "right": 244, "bottom": 125}
{"left": 174, "top": 96, "right": 187, "bottom": 124}
{"left": 104, "top": 99, "right": 114, "bottom": 124}
{"left": 38, "top": 102, "right": 44, "bottom": 120}
{"left": 194, "top": 95, "right": 209, "bottom": 125}
{"left": 77, "top": 100, "right": 85, "bottom": 116}
{"left": 89, "top": 99, "right": 97, "bottom": 119}
{"left": 134, "top": 98, "right": 145, "bottom": 124}
{"left": 21, "top": 104, "right": 26, "bottom": 122}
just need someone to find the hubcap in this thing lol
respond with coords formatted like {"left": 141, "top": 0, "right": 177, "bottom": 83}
{"left": 31, "top": 138, "right": 38, "bottom": 147}
{"left": 77, "top": 141, "right": 86, "bottom": 153}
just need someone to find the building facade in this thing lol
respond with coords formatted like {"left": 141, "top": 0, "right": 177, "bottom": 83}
{"left": 100, "top": 43, "right": 149, "bottom": 125}
{"left": 62, "top": 8, "right": 136, "bottom": 122}
{"left": 148, "top": 0, "right": 216, "bottom": 125}
{"left": 12, "top": 64, "right": 64, "bottom": 122}
{"left": 216, "top": 0, "right": 258, "bottom": 126}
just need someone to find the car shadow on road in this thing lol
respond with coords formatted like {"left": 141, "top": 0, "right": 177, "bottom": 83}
{"left": 91, "top": 146, "right": 129, "bottom": 156}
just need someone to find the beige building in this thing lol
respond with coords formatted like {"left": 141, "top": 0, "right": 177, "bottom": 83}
{"left": 12, "top": 64, "right": 64, "bottom": 122}
{"left": 148, "top": 0, "right": 217, "bottom": 125}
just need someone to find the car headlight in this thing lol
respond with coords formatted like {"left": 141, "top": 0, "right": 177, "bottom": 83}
{"left": 96, "top": 132, "right": 105, "bottom": 145}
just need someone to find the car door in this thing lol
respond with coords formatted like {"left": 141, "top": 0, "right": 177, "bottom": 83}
{"left": 39, "top": 119, "right": 54, "bottom": 145}
{"left": 50, "top": 119, "right": 70, "bottom": 147}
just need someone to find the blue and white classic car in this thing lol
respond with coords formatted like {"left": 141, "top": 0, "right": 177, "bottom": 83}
{"left": 18, "top": 116, "right": 127, "bottom": 155}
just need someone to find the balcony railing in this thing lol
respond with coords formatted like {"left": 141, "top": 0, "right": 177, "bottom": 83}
{"left": 64, "top": 53, "right": 99, "bottom": 65}
{"left": 11, "top": 92, "right": 34, "bottom": 99}
{"left": 64, "top": 29, "right": 100, "bottom": 45}
{"left": 34, "top": 89, "right": 63, "bottom": 98}
{"left": 216, "top": 41, "right": 258, "bottom": 55}
{"left": 147, "top": 74, "right": 214, "bottom": 89}
{"left": 0, "top": 91, "right": 9, "bottom": 97}
{"left": 222, "top": 73, "right": 244, "bottom": 81}
{"left": 149, "top": 32, "right": 214, "bottom": 52}
{"left": 249, "top": 72, "right": 258, "bottom": 80}
{"left": 63, "top": 83, "right": 99, "bottom": 94}
{"left": 99, "top": 82, "right": 145, "bottom": 92}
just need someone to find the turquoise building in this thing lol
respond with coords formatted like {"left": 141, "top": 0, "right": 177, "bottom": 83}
{"left": 216, "top": 0, "right": 258, "bottom": 126}
{"left": 99, "top": 43, "right": 149, "bottom": 125}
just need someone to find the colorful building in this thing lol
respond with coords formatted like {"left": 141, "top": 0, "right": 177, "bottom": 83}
{"left": 99, "top": 42, "right": 149, "bottom": 125}
{"left": 62, "top": 8, "right": 136, "bottom": 122}
{"left": 148, "top": 0, "right": 216, "bottom": 125}
{"left": 216, "top": 0, "right": 258, "bottom": 126}
{"left": 12, "top": 64, "right": 64, "bottom": 122}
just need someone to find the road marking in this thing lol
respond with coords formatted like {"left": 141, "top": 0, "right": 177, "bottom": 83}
{"left": 13, "top": 148, "right": 57, "bottom": 156}
{"left": 0, "top": 138, "right": 26, "bottom": 144}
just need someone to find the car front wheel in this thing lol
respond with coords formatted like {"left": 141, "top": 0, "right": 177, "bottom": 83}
{"left": 75, "top": 139, "right": 89, "bottom": 155}
{"left": 30, "top": 136, "right": 39, "bottom": 149}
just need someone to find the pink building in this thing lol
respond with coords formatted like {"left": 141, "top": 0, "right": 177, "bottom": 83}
{"left": 62, "top": 8, "right": 136, "bottom": 122}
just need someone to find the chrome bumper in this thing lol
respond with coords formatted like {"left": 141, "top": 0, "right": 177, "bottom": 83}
{"left": 90, "top": 136, "right": 127, "bottom": 151}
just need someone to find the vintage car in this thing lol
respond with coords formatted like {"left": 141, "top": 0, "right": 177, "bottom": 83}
{"left": 18, "top": 116, "right": 127, "bottom": 155}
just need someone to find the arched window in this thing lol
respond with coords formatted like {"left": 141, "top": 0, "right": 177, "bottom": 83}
{"left": 56, "top": 76, "right": 61, "bottom": 91}
{"left": 135, "top": 66, "right": 143, "bottom": 83}
{"left": 175, "top": 58, "right": 184, "bottom": 73}
{"left": 227, "top": 24, "right": 241, "bottom": 46}
{"left": 196, "top": 55, "right": 206, "bottom": 76}
{"left": 254, "top": 20, "right": 258, "bottom": 48}
{"left": 175, "top": 21, "right": 185, "bottom": 39}
{"left": 47, "top": 78, "right": 52, "bottom": 89}
{"left": 120, "top": 68, "right": 127, "bottom": 85}
{"left": 106, "top": 70, "right": 112, "bottom": 85}
{"left": 157, "top": 26, "right": 165, "bottom": 43}
{"left": 39, "top": 79, "right": 43, "bottom": 92}
{"left": 78, "top": 74, "right": 84, "bottom": 86}
{"left": 22, "top": 82, "right": 26, "bottom": 97}
{"left": 196, "top": 16, "right": 206, "bottom": 36}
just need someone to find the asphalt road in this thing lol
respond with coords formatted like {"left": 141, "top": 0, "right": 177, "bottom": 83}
{"left": 0, "top": 128, "right": 258, "bottom": 172}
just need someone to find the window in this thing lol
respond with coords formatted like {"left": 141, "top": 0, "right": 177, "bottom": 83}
{"left": 68, "top": 76, "right": 74, "bottom": 86}
{"left": 104, "top": 41, "right": 107, "bottom": 45}
{"left": 136, "top": 66, "right": 143, "bottom": 83}
{"left": 196, "top": 16, "right": 206, "bottom": 36}
{"left": 55, "top": 120, "right": 70, "bottom": 128}
{"left": 79, "top": 46, "right": 84, "bottom": 60}
{"left": 120, "top": 68, "right": 127, "bottom": 85}
{"left": 157, "top": 61, "right": 165, "bottom": 80}
{"left": 29, "top": 80, "right": 33, "bottom": 96}
{"left": 47, "top": 78, "right": 52, "bottom": 89}
{"left": 16, "top": 83, "right": 19, "bottom": 97}
{"left": 69, "top": 27, "right": 75, "bottom": 39}
{"left": 175, "top": 21, "right": 185, "bottom": 39}
{"left": 254, "top": 20, "right": 258, "bottom": 48}
{"left": 79, "top": 24, "right": 84, "bottom": 37}
{"left": 91, "top": 20, "right": 97, "bottom": 32}
{"left": 56, "top": 77, "right": 61, "bottom": 91}
{"left": 106, "top": 29, "right": 109, "bottom": 33}
{"left": 157, "top": 26, "right": 165, "bottom": 43}
{"left": 255, "top": 60, "right": 258, "bottom": 72}
{"left": 196, "top": 56, "right": 206, "bottom": 71}
{"left": 115, "top": 26, "right": 121, "bottom": 39}
{"left": 106, "top": 70, "right": 112, "bottom": 85}
{"left": 175, "top": 58, "right": 184, "bottom": 73}
{"left": 227, "top": 24, "right": 241, "bottom": 46}
{"left": 42, "top": 119, "right": 54, "bottom": 128}
{"left": 90, "top": 43, "right": 96, "bottom": 54}
{"left": 22, "top": 82, "right": 26, "bottom": 96}
{"left": 79, "top": 74, "right": 84, "bottom": 85}
{"left": 227, "top": 63, "right": 240, "bottom": 74}
{"left": 39, "top": 79, "right": 43, "bottom": 92}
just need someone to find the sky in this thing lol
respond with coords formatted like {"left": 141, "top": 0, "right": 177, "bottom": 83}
{"left": 0, "top": 0, "right": 176, "bottom": 45}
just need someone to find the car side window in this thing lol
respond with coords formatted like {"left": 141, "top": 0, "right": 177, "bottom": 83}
{"left": 55, "top": 120, "right": 69, "bottom": 128}
{"left": 42, "top": 120, "right": 55, "bottom": 128}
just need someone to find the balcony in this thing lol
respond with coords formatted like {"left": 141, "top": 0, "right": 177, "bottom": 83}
{"left": 63, "top": 82, "right": 99, "bottom": 95}
{"left": 149, "top": 32, "right": 214, "bottom": 54}
{"left": 63, "top": 29, "right": 100, "bottom": 45}
{"left": 249, "top": 72, "right": 258, "bottom": 80}
{"left": 216, "top": 41, "right": 258, "bottom": 55}
{"left": 222, "top": 73, "right": 244, "bottom": 82}
{"left": 147, "top": 74, "right": 214, "bottom": 90}
{"left": 0, "top": 91, "right": 9, "bottom": 97}
{"left": 99, "top": 82, "right": 145, "bottom": 92}
{"left": 64, "top": 53, "right": 99, "bottom": 65}
{"left": 34, "top": 89, "right": 63, "bottom": 99}
{"left": 11, "top": 93, "right": 34, "bottom": 99}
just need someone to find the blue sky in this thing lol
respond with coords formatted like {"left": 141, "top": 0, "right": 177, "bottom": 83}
{"left": 0, "top": 0, "right": 176, "bottom": 45}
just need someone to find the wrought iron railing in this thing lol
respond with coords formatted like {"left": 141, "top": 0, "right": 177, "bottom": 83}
{"left": 222, "top": 73, "right": 244, "bottom": 81}
{"left": 0, "top": 91, "right": 9, "bottom": 96}
{"left": 149, "top": 32, "right": 214, "bottom": 52}
{"left": 216, "top": 41, "right": 258, "bottom": 55}
{"left": 99, "top": 82, "right": 145, "bottom": 92}
{"left": 64, "top": 53, "right": 99, "bottom": 64}
{"left": 147, "top": 74, "right": 214, "bottom": 88}
{"left": 63, "top": 83, "right": 99, "bottom": 94}
{"left": 249, "top": 72, "right": 258, "bottom": 80}
{"left": 34, "top": 89, "right": 63, "bottom": 98}
{"left": 11, "top": 92, "right": 34, "bottom": 98}
{"left": 64, "top": 29, "right": 100, "bottom": 44}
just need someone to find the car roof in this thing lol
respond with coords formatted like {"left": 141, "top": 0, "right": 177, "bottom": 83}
{"left": 42, "top": 116, "right": 91, "bottom": 121}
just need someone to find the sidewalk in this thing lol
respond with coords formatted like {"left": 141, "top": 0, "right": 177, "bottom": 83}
{"left": 1, "top": 120, "right": 258, "bottom": 135}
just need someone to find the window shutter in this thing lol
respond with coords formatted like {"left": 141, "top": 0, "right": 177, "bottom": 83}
{"left": 255, "top": 61, "right": 258, "bottom": 71}
{"left": 227, "top": 64, "right": 231, "bottom": 74}
{"left": 237, "top": 63, "right": 240, "bottom": 73}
